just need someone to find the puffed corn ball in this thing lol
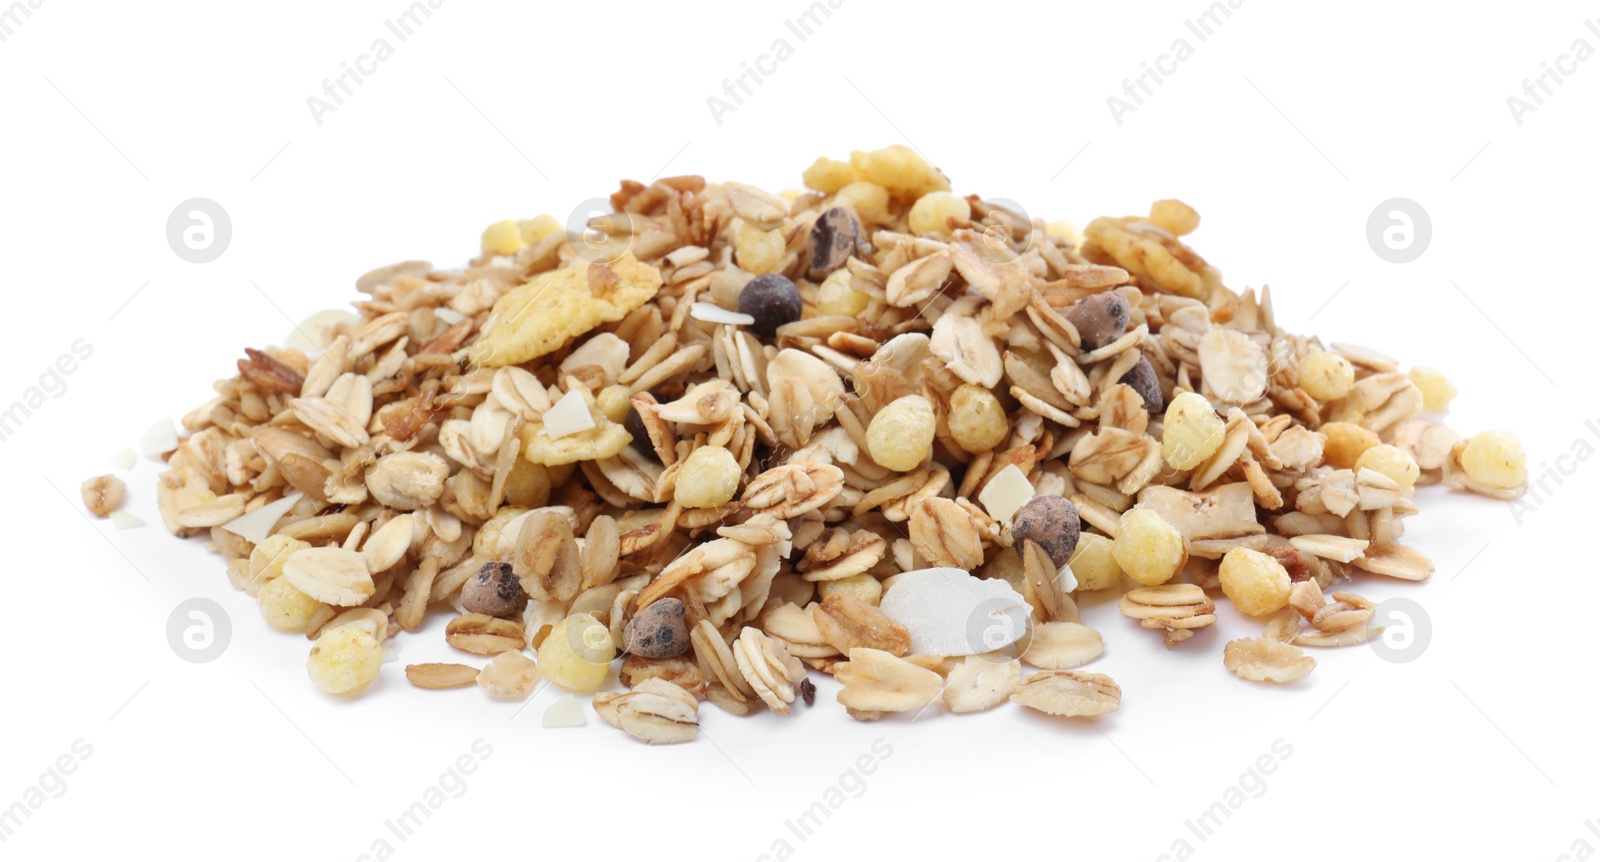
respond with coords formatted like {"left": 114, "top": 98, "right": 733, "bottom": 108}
{"left": 674, "top": 445, "right": 741, "bottom": 508}
{"left": 250, "top": 534, "right": 310, "bottom": 583}
{"left": 908, "top": 191, "right": 970, "bottom": 235}
{"left": 1297, "top": 350, "right": 1355, "bottom": 402}
{"left": 818, "top": 573, "right": 883, "bottom": 606}
{"left": 1356, "top": 444, "right": 1421, "bottom": 494}
{"left": 1409, "top": 366, "right": 1458, "bottom": 413}
{"left": 733, "top": 218, "right": 785, "bottom": 275}
{"left": 947, "top": 384, "right": 1009, "bottom": 454}
{"left": 1046, "top": 220, "right": 1084, "bottom": 247}
{"left": 1161, "top": 391, "right": 1225, "bottom": 470}
{"left": 834, "top": 181, "right": 892, "bottom": 227}
{"left": 517, "top": 214, "right": 562, "bottom": 246}
{"left": 538, "top": 613, "right": 616, "bottom": 692}
{"left": 867, "top": 395, "right": 936, "bottom": 471}
{"left": 1321, "top": 421, "right": 1380, "bottom": 469}
{"left": 259, "top": 576, "right": 322, "bottom": 633}
{"left": 307, "top": 625, "right": 384, "bottom": 695}
{"left": 1219, "top": 548, "right": 1292, "bottom": 616}
{"left": 1068, "top": 533, "right": 1123, "bottom": 591}
{"left": 481, "top": 220, "right": 525, "bottom": 256}
{"left": 1460, "top": 430, "right": 1528, "bottom": 489}
{"left": 817, "top": 268, "right": 870, "bottom": 316}
{"left": 596, "top": 384, "right": 633, "bottom": 423}
{"left": 1148, "top": 199, "right": 1200, "bottom": 236}
{"left": 1112, "top": 508, "right": 1187, "bottom": 587}
{"left": 802, "top": 157, "right": 856, "bottom": 194}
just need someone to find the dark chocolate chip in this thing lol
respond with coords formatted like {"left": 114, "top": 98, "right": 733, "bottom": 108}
{"left": 1067, "top": 292, "right": 1131, "bottom": 351}
{"left": 737, "top": 274, "right": 803, "bottom": 338}
{"left": 1119, "top": 355, "right": 1165, "bottom": 414}
{"left": 809, "top": 207, "right": 861, "bottom": 276}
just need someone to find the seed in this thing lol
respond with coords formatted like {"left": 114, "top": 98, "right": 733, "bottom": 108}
{"left": 737, "top": 273, "right": 803, "bottom": 337}
{"left": 623, "top": 597, "right": 690, "bottom": 658}
{"left": 1011, "top": 495, "right": 1081, "bottom": 569}
{"left": 1119, "top": 355, "right": 1164, "bottom": 414}
{"left": 1066, "top": 291, "right": 1130, "bottom": 351}
{"left": 800, "top": 677, "right": 816, "bottom": 706}
{"left": 866, "top": 394, "right": 936, "bottom": 471}
{"left": 809, "top": 206, "right": 861, "bottom": 275}
{"left": 461, "top": 561, "right": 527, "bottom": 618}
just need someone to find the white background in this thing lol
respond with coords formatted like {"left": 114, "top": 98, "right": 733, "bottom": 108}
{"left": 2, "top": 0, "right": 1597, "bottom": 859}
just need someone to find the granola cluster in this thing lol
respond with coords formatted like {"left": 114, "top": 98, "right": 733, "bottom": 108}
{"left": 150, "top": 145, "right": 1527, "bottom": 741}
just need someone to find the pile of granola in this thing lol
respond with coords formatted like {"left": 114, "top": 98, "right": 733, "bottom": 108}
{"left": 145, "top": 145, "right": 1528, "bottom": 742}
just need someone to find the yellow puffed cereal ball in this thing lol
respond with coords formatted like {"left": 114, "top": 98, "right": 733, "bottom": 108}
{"left": 1409, "top": 366, "right": 1458, "bottom": 413}
{"left": 817, "top": 269, "right": 870, "bottom": 316}
{"left": 480, "top": 220, "right": 526, "bottom": 256}
{"left": 307, "top": 626, "right": 384, "bottom": 695}
{"left": 259, "top": 577, "right": 322, "bottom": 633}
{"left": 733, "top": 218, "right": 786, "bottom": 275}
{"left": 1112, "top": 508, "right": 1187, "bottom": 587}
{"left": 1356, "top": 444, "right": 1421, "bottom": 493}
{"left": 517, "top": 214, "right": 563, "bottom": 245}
{"left": 1321, "top": 421, "right": 1380, "bottom": 469}
{"left": 834, "top": 181, "right": 892, "bottom": 227}
{"left": 1161, "top": 392, "right": 1225, "bottom": 470}
{"left": 802, "top": 157, "right": 856, "bottom": 194}
{"left": 596, "top": 384, "right": 633, "bottom": 424}
{"left": 538, "top": 613, "right": 616, "bottom": 692}
{"left": 1460, "top": 430, "right": 1528, "bottom": 489}
{"left": 1297, "top": 350, "right": 1355, "bottom": 402}
{"left": 1068, "top": 533, "right": 1123, "bottom": 591}
{"left": 1219, "top": 548, "right": 1292, "bottom": 616}
{"left": 674, "top": 445, "right": 741, "bottom": 508}
{"left": 908, "top": 191, "right": 971, "bottom": 235}
{"left": 866, "top": 395, "right": 936, "bottom": 471}
{"left": 947, "top": 384, "right": 1009, "bottom": 454}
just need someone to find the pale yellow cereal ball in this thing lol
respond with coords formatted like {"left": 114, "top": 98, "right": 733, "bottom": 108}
{"left": 947, "top": 384, "right": 1009, "bottom": 454}
{"left": 848, "top": 145, "right": 950, "bottom": 199}
{"left": 818, "top": 573, "right": 883, "bottom": 607}
{"left": 1046, "top": 220, "right": 1084, "bottom": 247}
{"left": 866, "top": 395, "right": 937, "bottom": 472}
{"left": 907, "top": 191, "right": 971, "bottom": 235}
{"left": 1161, "top": 392, "right": 1225, "bottom": 470}
{"left": 834, "top": 181, "right": 892, "bottom": 227}
{"left": 1460, "top": 430, "right": 1528, "bottom": 489}
{"left": 1297, "top": 350, "right": 1355, "bottom": 402}
{"left": 817, "top": 268, "right": 870, "bottom": 316}
{"left": 1409, "top": 366, "right": 1458, "bottom": 413}
{"left": 733, "top": 218, "right": 786, "bottom": 275}
{"left": 503, "top": 457, "right": 552, "bottom": 509}
{"left": 1356, "top": 444, "right": 1421, "bottom": 494}
{"left": 1068, "top": 533, "right": 1123, "bottom": 591}
{"left": 1321, "top": 421, "right": 1380, "bottom": 469}
{"left": 1219, "top": 548, "right": 1292, "bottom": 616}
{"left": 1112, "top": 508, "right": 1187, "bottom": 587}
{"left": 516, "top": 214, "right": 563, "bottom": 245}
{"left": 250, "top": 534, "right": 311, "bottom": 583}
{"left": 307, "top": 626, "right": 383, "bottom": 695}
{"left": 538, "top": 613, "right": 616, "bottom": 692}
{"left": 259, "top": 576, "right": 322, "bottom": 633}
{"left": 596, "top": 384, "right": 633, "bottom": 424}
{"left": 674, "top": 445, "right": 741, "bottom": 508}
{"left": 480, "top": 220, "right": 525, "bottom": 256}
{"left": 1148, "top": 199, "right": 1200, "bottom": 236}
{"left": 802, "top": 157, "right": 856, "bottom": 194}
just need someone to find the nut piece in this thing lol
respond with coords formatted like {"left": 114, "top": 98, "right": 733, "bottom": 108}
{"left": 81, "top": 475, "right": 127, "bottom": 517}
{"left": 1066, "top": 291, "right": 1131, "bottom": 351}
{"left": 1223, "top": 637, "right": 1315, "bottom": 683}
{"left": 1010, "top": 671, "right": 1121, "bottom": 717}
{"left": 812, "top": 593, "right": 912, "bottom": 656}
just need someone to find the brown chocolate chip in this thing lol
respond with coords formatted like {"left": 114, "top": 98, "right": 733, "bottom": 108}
{"left": 737, "top": 274, "right": 803, "bottom": 337}
{"left": 461, "top": 561, "right": 527, "bottom": 618}
{"left": 623, "top": 597, "right": 690, "bottom": 658}
{"left": 1011, "top": 495, "right": 1082, "bottom": 570}
{"left": 809, "top": 207, "right": 861, "bottom": 277}
{"left": 799, "top": 677, "right": 816, "bottom": 706}
{"left": 1067, "top": 291, "right": 1131, "bottom": 351}
{"left": 1120, "top": 355, "right": 1164, "bottom": 414}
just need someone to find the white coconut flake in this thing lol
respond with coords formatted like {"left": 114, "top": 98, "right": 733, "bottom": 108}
{"left": 110, "top": 511, "right": 145, "bottom": 531}
{"left": 219, "top": 492, "right": 304, "bottom": 544}
{"left": 978, "top": 463, "right": 1034, "bottom": 523}
{"left": 109, "top": 448, "right": 137, "bottom": 470}
{"left": 689, "top": 302, "right": 755, "bottom": 327}
{"left": 543, "top": 695, "right": 587, "bottom": 728}
{"left": 878, "top": 567, "right": 1032, "bottom": 657}
{"left": 140, "top": 418, "right": 178, "bottom": 460}
{"left": 433, "top": 308, "right": 467, "bottom": 325}
{"left": 284, "top": 309, "right": 359, "bottom": 355}
{"left": 1058, "top": 562, "right": 1079, "bottom": 594}
{"left": 543, "top": 390, "right": 596, "bottom": 440}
